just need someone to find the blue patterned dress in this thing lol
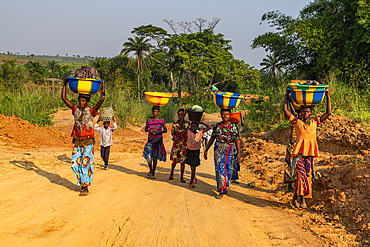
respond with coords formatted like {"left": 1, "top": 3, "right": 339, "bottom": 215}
{"left": 211, "top": 122, "right": 239, "bottom": 194}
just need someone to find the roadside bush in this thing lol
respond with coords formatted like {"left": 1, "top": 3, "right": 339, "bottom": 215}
{"left": 0, "top": 84, "right": 63, "bottom": 126}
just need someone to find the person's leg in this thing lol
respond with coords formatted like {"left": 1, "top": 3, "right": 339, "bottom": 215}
{"left": 300, "top": 195, "right": 307, "bottom": 208}
{"left": 287, "top": 182, "right": 293, "bottom": 191}
{"left": 292, "top": 193, "right": 299, "bottom": 208}
{"left": 180, "top": 163, "right": 186, "bottom": 183}
{"left": 147, "top": 161, "right": 153, "bottom": 176}
{"left": 71, "top": 146, "right": 82, "bottom": 187}
{"left": 169, "top": 162, "right": 176, "bottom": 179}
{"left": 189, "top": 166, "right": 196, "bottom": 188}
{"left": 151, "top": 159, "right": 157, "bottom": 179}
{"left": 79, "top": 145, "right": 94, "bottom": 196}
{"left": 100, "top": 146, "right": 105, "bottom": 167}
{"left": 104, "top": 146, "right": 110, "bottom": 169}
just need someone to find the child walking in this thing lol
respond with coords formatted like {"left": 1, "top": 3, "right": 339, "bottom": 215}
{"left": 185, "top": 121, "right": 211, "bottom": 188}
{"left": 94, "top": 116, "right": 117, "bottom": 170}
{"left": 283, "top": 88, "right": 331, "bottom": 208}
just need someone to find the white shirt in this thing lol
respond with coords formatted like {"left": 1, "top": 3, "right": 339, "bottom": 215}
{"left": 94, "top": 122, "right": 117, "bottom": 147}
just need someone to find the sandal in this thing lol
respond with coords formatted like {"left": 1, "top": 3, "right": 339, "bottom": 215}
{"left": 150, "top": 175, "right": 156, "bottom": 180}
{"left": 301, "top": 202, "right": 307, "bottom": 209}
{"left": 147, "top": 172, "right": 152, "bottom": 177}
{"left": 189, "top": 183, "right": 196, "bottom": 189}
{"left": 180, "top": 179, "right": 186, "bottom": 183}
{"left": 216, "top": 194, "right": 223, "bottom": 199}
{"left": 292, "top": 200, "right": 300, "bottom": 208}
{"left": 169, "top": 175, "right": 174, "bottom": 180}
{"left": 193, "top": 178, "right": 197, "bottom": 184}
{"left": 79, "top": 186, "right": 89, "bottom": 196}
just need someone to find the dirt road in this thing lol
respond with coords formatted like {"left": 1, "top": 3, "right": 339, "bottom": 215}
{"left": 0, "top": 145, "right": 327, "bottom": 246}
{"left": 0, "top": 110, "right": 331, "bottom": 246}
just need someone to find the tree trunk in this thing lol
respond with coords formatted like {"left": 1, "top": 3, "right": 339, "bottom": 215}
{"left": 137, "top": 73, "right": 140, "bottom": 100}
{"left": 170, "top": 70, "right": 176, "bottom": 91}
{"left": 178, "top": 69, "right": 183, "bottom": 106}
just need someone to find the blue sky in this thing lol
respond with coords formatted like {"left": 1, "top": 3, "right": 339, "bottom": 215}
{"left": 0, "top": 0, "right": 312, "bottom": 68}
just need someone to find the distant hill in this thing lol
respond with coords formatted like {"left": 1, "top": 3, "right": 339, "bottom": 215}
{"left": 0, "top": 53, "right": 95, "bottom": 65}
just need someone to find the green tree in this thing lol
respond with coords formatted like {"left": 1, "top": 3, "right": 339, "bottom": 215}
{"left": 24, "top": 61, "right": 45, "bottom": 84}
{"left": 46, "top": 60, "right": 60, "bottom": 73}
{"left": 260, "top": 54, "right": 284, "bottom": 89}
{"left": 252, "top": 0, "right": 370, "bottom": 81}
{"left": 120, "top": 36, "right": 153, "bottom": 99}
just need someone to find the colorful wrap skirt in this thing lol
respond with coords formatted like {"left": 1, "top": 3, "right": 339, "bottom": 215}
{"left": 231, "top": 145, "right": 240, "bottom": 180}
{"left": 214, "top": 142, "right": 237, "bottom": 194}
{"left": 292, "top": 155, "right": 316, "bottom": 198}
{"left": 170, "top": 139, "right": 187, "bottom": 165}
{"left": 284, "top": 124, "right": 297, "bottom": 183}
{"left": 71, "top": 144, "right": 94, "bottom": 187}
{"left": 143, "top": 137, "right": 166, "bottom": 163}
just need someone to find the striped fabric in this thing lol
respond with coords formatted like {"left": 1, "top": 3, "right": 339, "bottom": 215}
{"left": 146, "top": 118, "right": 166, "bottom": 138}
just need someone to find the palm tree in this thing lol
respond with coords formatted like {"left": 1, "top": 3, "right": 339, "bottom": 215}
{"left": 46, "top": 60, "right": 60, "bottom": 73}
{"left": 120, "top": 36, "right": 153, "bottom": 99}
{"left": 260, "top": 54, "right": 284, "bottom": 89}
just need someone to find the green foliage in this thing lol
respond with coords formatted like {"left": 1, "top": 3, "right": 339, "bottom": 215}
{"left": 0, "top": 59, "right": 26, "bottom": 90}
{"left": 0, "top": 85, "right": 63, "bottom": 126}
{"left": 242, "top": 87, "right": 286, "bottom": 133}
{"left": 252, "top": 0, "right": 370, "bottom": 80}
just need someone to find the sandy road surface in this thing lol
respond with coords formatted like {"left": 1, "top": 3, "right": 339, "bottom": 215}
{"left": 0, "top": 110, "right": 327, "bottom": 246}
{"left": 0, "top": 142, "right": 326, "bottom": 247}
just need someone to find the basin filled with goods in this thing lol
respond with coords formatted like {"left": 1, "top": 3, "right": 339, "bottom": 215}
{"left": 145, "top": 92, "right": 172, "bottom": 106}
{"left": 212, "top": 91, "right": 244, "bottom": 109}
{"left": 66, "top": 77, "right": 102, "bottom": 95}
{"left": 288, "top": 80, "right": 328, "bottom": 107}
{"left": 187, "top": 105, "right": 204, "bottom": 123}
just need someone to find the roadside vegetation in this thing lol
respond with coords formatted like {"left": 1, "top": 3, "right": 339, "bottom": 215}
{"left": 1, "top": 1, "right": 370, "bottom": 130}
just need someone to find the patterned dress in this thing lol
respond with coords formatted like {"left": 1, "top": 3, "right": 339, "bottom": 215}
{"left": 289, "top": 115, "right": 320, "bottom": 198}
{"left": 211, "top": 122, "right": 239, "bottom": 194}
{"left": 170, "top": 120, "right": 190, "bottom": 165}
{"left": 70, "top": 105, "right": 97, "bottom": 187}
{"left": 143, "top": 118, "right": 167, "bottom": 163}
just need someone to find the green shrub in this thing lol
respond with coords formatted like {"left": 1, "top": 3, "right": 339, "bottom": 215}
{"left": 0, "top": 85, "right": 63, "bottom": 126}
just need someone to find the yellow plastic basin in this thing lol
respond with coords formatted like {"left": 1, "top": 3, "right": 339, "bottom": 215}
{"left": 145, "top": 92, "right": 172, "bottom": 106}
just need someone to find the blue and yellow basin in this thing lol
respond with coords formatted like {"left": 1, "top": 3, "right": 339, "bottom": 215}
{"left": 66, "top": 77, "right": 102, "bottom": 95}
{"left": 288, "top": 88, "right": 327, "bottom": 106}
{"left": 212, "top": 92, "right": 244, "bottom": 109}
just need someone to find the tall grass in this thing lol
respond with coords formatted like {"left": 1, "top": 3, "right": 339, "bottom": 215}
{"left": 0, "top": 85, "right": 63, "bottom": 126}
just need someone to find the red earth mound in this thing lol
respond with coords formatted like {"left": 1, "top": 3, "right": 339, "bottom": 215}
{"left": 0, "top": 114, "right": 70, "bottom": 149}
{"left": 0, "top": 111, "right": 148, "bottom": 154}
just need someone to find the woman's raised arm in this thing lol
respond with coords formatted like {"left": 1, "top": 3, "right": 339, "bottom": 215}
{"left": 61, "top": 78, "right": 73, "bottom": 109}
{"left": 320, "top": 90, "right": 332, "bottom": 123}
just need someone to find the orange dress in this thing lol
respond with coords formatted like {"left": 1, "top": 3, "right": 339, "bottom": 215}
{"left": 289, "top": 115, "right": 320, "bottom": 158}
{"left": 289, "top": 115, "right": 320, "bottom": 198}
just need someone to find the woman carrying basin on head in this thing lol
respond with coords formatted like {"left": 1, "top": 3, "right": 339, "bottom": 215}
{"left": 283, "top": 88, "right": 331, "bottom": 208}
{"left": 61, "top": 75, "right": 105, "bottom": 196}
{"left": 143, "top": 106, "right": 167, "bottom": 179}
{"left": 204, "top": 108, "right": 240, "bottom": 199}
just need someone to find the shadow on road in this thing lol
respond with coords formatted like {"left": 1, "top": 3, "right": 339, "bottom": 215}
{"left": 109, "top": 162, "right": 288, "bottom": 209}
{"left": 10, "top": 160, "right": 79, "bottom": 192}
